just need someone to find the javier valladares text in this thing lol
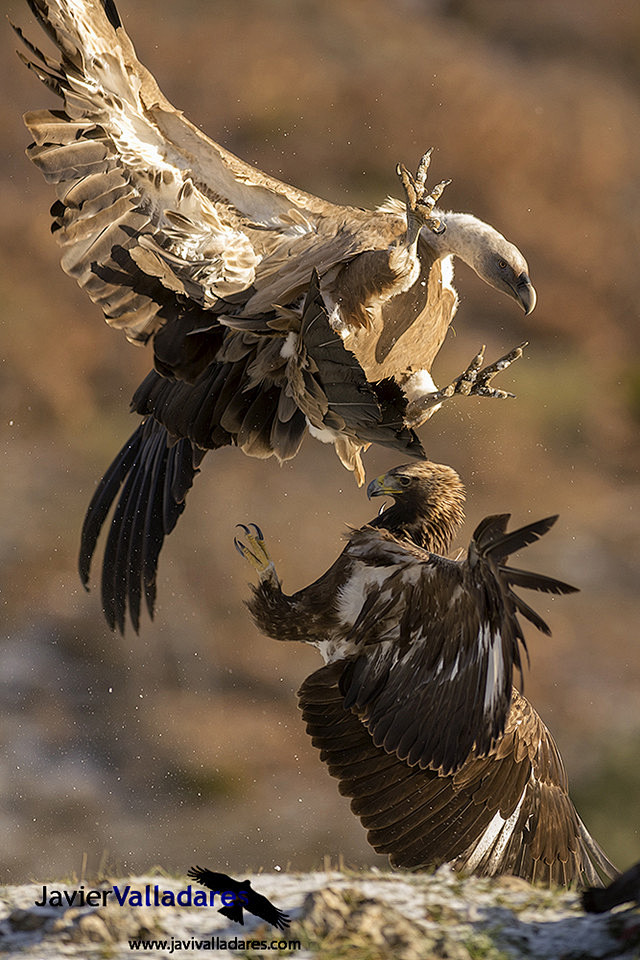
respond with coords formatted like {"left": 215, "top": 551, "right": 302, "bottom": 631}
{"left": 35, "top": 883, "right": 248, "bottom": 909}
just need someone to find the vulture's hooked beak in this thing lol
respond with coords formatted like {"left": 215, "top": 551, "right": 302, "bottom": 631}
{"left": 367, "top": 474, "right": 399, "bottom": 499}
{"left": 513, "top": 273, "right": 537, "bottom": 315}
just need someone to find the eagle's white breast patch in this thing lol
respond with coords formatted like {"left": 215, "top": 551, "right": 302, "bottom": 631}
{"left": 481, "top": 624, "right": 504, "bottom": 712}
{"left": 336, "top": 563, "right": 398, "bottom": 629}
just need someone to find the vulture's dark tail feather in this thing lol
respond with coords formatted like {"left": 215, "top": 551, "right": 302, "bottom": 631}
{"left": 79, "top": 426, "right": 143, "bottom": 589}
{"left": 79, "top": 418, "right": 202, "bottom": 632}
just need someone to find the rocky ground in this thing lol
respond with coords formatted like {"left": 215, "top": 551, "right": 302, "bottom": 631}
{"left": 1, "top": 867, "right": 639, "bottom": 959}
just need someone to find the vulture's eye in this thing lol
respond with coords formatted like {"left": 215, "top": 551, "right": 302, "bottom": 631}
{"left": 498, "top": 259, "right": 508, "bottom": 270}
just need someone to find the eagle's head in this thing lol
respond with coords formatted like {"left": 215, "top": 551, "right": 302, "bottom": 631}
{"left": 367, "top": 461, "right": 465, "bottom": 554}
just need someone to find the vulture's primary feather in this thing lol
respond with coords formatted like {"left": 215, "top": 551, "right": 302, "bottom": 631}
{"left": 239, "top": 461, "right": 617, "bottom": 887}
{"left": 17, "top": 0, "right": 535, "bottom": 630}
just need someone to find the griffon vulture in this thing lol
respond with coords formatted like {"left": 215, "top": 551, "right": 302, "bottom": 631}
{"left": 16, "top": 0, "right": 536, "bottom": 630}
{"left": 237, "top": 462, "right": 617, "bottom": 886}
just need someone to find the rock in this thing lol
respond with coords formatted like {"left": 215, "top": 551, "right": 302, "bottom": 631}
{"left": 0, "top": 870, "right": 637, "bottom": 959}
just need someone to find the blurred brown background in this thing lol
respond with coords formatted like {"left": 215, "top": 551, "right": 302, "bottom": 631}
{"left": 2, "top": 0, "right": 640, "bottom": 885}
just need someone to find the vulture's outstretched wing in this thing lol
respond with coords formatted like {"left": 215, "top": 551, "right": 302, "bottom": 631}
{"left": 336, "top": 515, "right": 577, "bottom": 775}
{"left": 16, "top": 0, "right": 374, "bottom": 347}
{"left": 16, "top": 0, "right": 455, "bottom": 376}
{"left": 299, "top": 662, "right": 618, "bottom": 888}
{"left": 17, "top": 1, "right": 535, "bottom": 630}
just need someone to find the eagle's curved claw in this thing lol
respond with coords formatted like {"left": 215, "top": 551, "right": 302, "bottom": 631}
{"left": 235, "top": 522, "right": 273, "bottom": 576}
{"left": 397, "top": 149, "right": 451, "bottom": 242}
{"left": 235, "top": 521, "right": 264, "bottom": 541}
{"left": 404, "top": 341, "right": 528, "bottom": 428}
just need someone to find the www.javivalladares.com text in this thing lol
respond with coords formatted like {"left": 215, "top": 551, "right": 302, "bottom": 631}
{"left": 128, "top": 935, "right": 302, "bottom": 953}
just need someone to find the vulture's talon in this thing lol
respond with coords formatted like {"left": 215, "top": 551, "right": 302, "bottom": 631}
{"left": 397, "top": 149, "right": 451, "bottom": 241}
{"left": 404, "top": 342, "right": 526, "bottom": 428}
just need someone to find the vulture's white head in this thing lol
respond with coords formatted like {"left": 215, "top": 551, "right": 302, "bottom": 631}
{"left": 430, "top": 212, "right": 537, "bottom": 315}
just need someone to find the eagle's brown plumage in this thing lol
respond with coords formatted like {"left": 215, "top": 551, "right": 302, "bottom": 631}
{"left": 298, "top": 665, "right": 616, "bottom": 887}
{"left": 240, "top": 461, "right": 617, "bottom": 886}
{"left": 17, "top": 0, "right": 535, "bottom": 631}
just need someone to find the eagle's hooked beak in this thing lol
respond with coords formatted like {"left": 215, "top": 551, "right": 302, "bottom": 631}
{"left": 367, "top": 474, "right": 398, "bottom": 499}
{"left": 513, "top": 273, "right": 537, "bottom": 315}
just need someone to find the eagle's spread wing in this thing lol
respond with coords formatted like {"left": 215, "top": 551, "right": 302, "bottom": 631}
{"left": 299, "top": 662, "right": 618, "bottom": 887}
{"left": 335, "top": 516, "right": 577, "bottom": 775}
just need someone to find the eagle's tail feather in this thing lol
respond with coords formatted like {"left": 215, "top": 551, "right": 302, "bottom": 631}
{"left": 480, "top": 515, "right": 559, "bottom": 563}
{"left": 499, "top": 566, "right": 578, "bottom": 596}
{"left": 470, "top": 513, "right": 579, "bottom": 636}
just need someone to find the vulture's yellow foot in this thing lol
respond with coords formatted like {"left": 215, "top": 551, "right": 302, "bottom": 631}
{"left": 396, "top": 149, "right": 451, "bottom": 243}
{"left": 404, "top": 341, "right": 528, "bottom": 428}
{"left": 234, "top": 523, "right": 271, "bottom": 573}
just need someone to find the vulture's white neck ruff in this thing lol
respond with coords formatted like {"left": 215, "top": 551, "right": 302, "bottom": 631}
{"left": 428, "top": 211, "right": 503, "bottom": 273}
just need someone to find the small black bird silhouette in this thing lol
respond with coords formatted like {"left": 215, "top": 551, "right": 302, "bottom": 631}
{"left": 187, "top": 866, "right": 290, "bottom": 930}
{"left": 582, "top": 860, "right": 639, "bottom": 913}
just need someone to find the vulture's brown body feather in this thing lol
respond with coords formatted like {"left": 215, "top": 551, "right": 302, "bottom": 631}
{"left": 18, "top": 0, "right": 535, "bottom": 629}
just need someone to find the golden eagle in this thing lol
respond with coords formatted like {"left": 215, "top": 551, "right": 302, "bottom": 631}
{"left": 187, "top": 866, "right": 290, "bottom": 931}
{"left": 17, "top": 0, "right": 535, "bottom": 631}
{"left": 238, "top": 462, "right": 617, "bottom": 886}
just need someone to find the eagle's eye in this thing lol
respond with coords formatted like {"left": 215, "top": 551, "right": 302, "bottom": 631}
{"left": 398, "top": 476, "right": 411, "bottom": 487}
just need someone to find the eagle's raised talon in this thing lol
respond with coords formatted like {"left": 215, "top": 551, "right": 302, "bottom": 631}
{"left": 235, "top": 522, "right": 270, "bottom": 570}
